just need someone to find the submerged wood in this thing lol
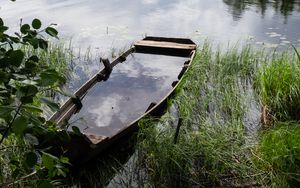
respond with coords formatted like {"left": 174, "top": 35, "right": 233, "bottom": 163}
{"left": 45, "top": 36, "right": 197, "bottom": 166}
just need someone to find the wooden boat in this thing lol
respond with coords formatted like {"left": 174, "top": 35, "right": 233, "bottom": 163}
{"left": 41, "top": 37, "right": 197, "bottom": 166}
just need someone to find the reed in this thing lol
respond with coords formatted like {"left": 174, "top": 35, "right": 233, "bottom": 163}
{"left": 255, "top": 122, "right": 300, "bottom": 187}
{"left": 133, "top": 43, "right": 263, "bottom": 187}
{"left": 254, "top": 50, "right": 300, "bottom": 123}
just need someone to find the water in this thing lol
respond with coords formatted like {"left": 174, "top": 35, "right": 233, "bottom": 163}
{"left": 69, "top": 53, "right": 187, "bottom": 136}
{"left": 1, "top": 0, "right": 300, "bottom": 52}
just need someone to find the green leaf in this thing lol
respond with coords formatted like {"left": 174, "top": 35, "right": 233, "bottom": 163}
{"left": 27, "top": 55, "right": 39, "bottom": 63}
{"left": 25, "top": 133, "right": 39, "bottom": 145}
{"left": 10, "top": 36, "right": 20, "bottom": 43}
{"left": 25, "top": 60, "right": 37, "bottom": 70}
{"left": 32, "top": 18, "right": 42, "bottom": 29}
{"left": 9, "top": 49, "right": 24, "bottom": 67}
{"left": 0, "top": 18, "right": 3, "bottom": 26}
{"left": 20, "top": 79, "right": 38, "bottom": 85}
{"left": 45, "top": 27, "right": 58, "bottom": 39}
{"left": 20, "top": 24, "right": 30, "bottom": 34}
{"left": 72, "top": 126, "right": 81, "bottom": 135}
{"left": 0, "top": 26, "right": 9, "bottom": 33}
{"left": 38, "top": 39, "right": 48, "bottom": 50}
{"left": 38, "top": 69, "right": 64, "bottom": 86}
{"left": 12, "top": 116, "right": 28, "bottom": 135}
{"left": 0, "top": 105, "right": 14, "bottom": 117}
{"left": 42, "top": 153, "right": 56, "bottom": 170}
{"left": 25, "top": 151, "right": 38, "bottom": 168}
{"left": 292, "top": 45, "right": 300, "bottom": 63}
{"left": 16, "top": 85, "right": 38, "bottom": 98}
{"left": 23, "top": 104, "right": 43, "bottom": 113}
{"left": 57, "top": 88, "right": 75, "bottom": 98}
{"left": 38, "top": 180, "right": 53, "bottom": 188}
{"left": 29, "top": 38, "right": 39, "bottom": 49}
{"left": 0, "top": 70, "right": 9, "bottom": 83}
{"left": 40, "top": 97, "right": 60, "bottom": 112}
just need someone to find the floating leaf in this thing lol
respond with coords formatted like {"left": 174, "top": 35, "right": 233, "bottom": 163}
{"left": 32, "top": 18, "right": 42, "bottom": 30}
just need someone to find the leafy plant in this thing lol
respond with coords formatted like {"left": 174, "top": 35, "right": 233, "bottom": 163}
{"left": 0, "top": 16, "right": 70, "bottom": 186}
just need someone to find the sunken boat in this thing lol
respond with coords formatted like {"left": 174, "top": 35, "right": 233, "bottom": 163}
{"left": 41, "top": 37, "right": 197, "bottom": 166}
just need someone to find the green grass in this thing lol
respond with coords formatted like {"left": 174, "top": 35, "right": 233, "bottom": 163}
{"left": 131, "top": 43, "right": 264, "bottom": 187}
{"left": 22, "top": 42, "right": 73, "bottom": 79}
{"left": 254, "top": 50, "right": 300, "bottom": 123}
{"left": 108, "top": 43, "right": 300, "bottom": 187}
{"left": 255, "top": 122, "right": 300, "bottom": 187}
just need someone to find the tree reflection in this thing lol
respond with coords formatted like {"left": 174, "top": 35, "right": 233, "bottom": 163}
{"left": 223, "top": 0, "right": 300, "bottom": 21}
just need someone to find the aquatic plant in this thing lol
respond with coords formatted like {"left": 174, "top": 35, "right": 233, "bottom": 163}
{"left": 254, "top": 49, "right": 300, "bottom": 123}
{"left": 133, "top": 43, "right": 263, "bottom": 187}
{"left": 255, "top": 122, "right": 300, "bottom": 187}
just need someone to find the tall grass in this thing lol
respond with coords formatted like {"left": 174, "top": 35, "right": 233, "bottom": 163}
{"left": 255, "top": 122, "right": 300, "bottom": 187}
{"left": 254, "top": 51, "right": 300, "bottom": 123}
{"left": 22, "top": 42, "right": 73, "bottom": 79}
{"left": 131, "top": 43, "right": 265, "bottom": 187}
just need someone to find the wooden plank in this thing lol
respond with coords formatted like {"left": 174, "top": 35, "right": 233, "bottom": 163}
{"left": 134, "top": 40, "right": 196, "bottom": 50}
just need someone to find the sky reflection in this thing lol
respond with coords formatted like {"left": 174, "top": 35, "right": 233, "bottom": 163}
{"left": 1, "top": 0, "right": 300, "bottom": 52}
{"left": 69, "top": 54, "right": 187, "bottom": 136}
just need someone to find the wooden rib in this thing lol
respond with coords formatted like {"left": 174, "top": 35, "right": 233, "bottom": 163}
{"left": 134, "top": 40, "right": 196, "bottom": 50}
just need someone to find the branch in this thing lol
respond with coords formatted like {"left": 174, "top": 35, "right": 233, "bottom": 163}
{"left": 0, "top": 104, "right": 22, "bottom": 146}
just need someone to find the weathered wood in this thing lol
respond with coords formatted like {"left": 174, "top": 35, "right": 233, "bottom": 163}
{"left": 135, "top": 40, "right": 196, "bottom": 50}
{"left": 134, "top": 36, "right": 196, "bottom": 57}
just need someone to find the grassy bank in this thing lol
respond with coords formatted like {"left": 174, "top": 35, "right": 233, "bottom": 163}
{"left": 109, "top": 43, "right": 300, "bottom": 187}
